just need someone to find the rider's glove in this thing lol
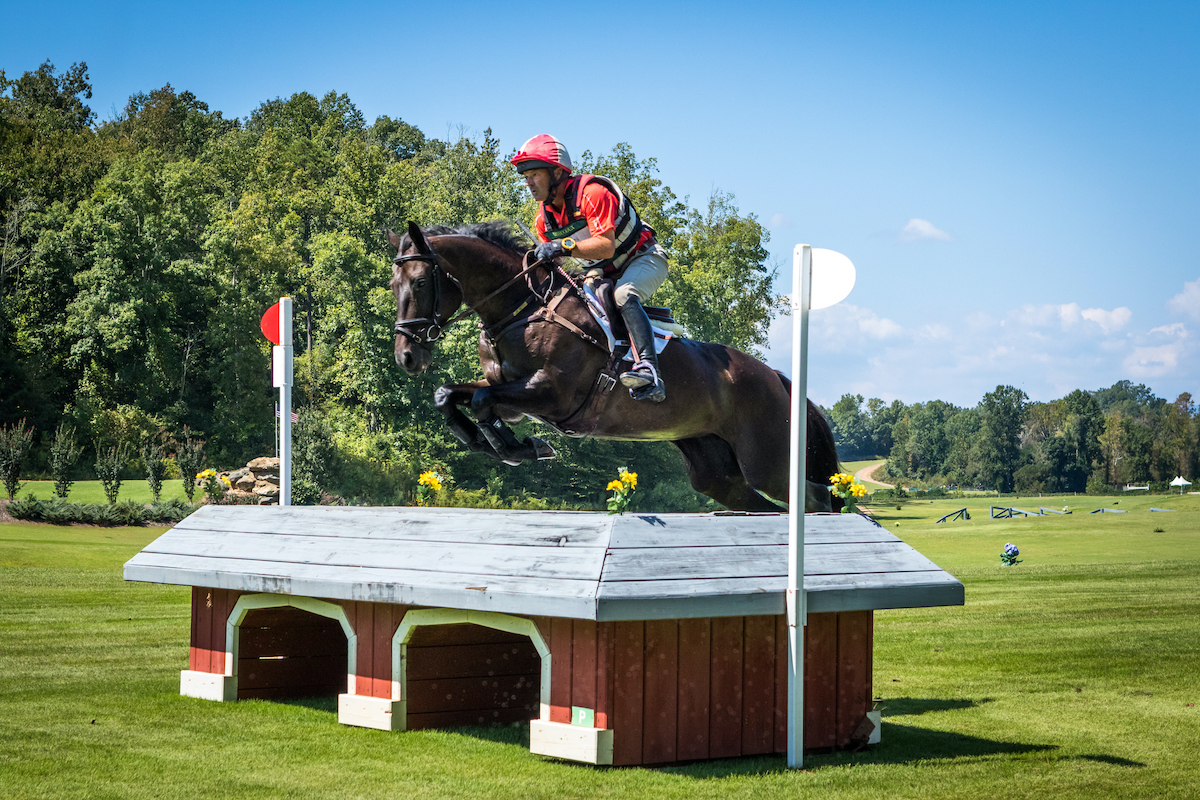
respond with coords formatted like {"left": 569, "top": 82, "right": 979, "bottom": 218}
{"left": 533, "top": 240, "right": 566, "bottom": 261}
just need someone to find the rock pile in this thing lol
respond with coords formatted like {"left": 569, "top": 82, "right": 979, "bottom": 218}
{"left": 216, "top": 456, "right": 282, "bottom": 505}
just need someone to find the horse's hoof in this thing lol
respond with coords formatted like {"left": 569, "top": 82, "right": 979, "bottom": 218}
{"left": 528, "top": 437, "right": 556, "bottom": 460}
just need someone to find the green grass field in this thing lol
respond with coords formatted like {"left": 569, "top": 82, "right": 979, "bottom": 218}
{"left": 1, "top": 494, "right": 1197, "bottom": 798}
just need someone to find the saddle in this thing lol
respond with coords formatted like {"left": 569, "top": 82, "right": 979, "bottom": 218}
{"left": 535, "top": 277, "right": 686, "bottom": 438}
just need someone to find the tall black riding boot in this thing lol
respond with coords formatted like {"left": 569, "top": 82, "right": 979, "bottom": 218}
{"left": 619, "top": 298, "right": 666, "bottom": 403}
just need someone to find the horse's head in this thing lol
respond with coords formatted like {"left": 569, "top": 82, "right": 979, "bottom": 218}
{"left": 388, "top": 221, "right": 463, "bottom": 375}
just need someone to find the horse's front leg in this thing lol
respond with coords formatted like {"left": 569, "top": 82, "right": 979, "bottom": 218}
{"left": 433, "top": 382, "right": 517, "bottom": 465}
{"left": 470, "top": 374, "right": 560, "bottom": 464}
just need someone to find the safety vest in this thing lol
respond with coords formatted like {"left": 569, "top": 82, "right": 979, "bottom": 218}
{"left": 540, "top": 175, "right": 654, "bottom": 275}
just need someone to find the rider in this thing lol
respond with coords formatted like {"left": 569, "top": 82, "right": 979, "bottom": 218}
{"left": 511, "top": 134, "right": 667, "bottom": 403}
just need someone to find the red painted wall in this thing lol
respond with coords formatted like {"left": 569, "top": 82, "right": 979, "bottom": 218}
{"left": 188, "top": 589, "right": 873, "bottom": 765}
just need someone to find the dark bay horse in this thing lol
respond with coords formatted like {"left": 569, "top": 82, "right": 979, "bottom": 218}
{"left": 389, "top": 221, "right": 839, "bottom": 513}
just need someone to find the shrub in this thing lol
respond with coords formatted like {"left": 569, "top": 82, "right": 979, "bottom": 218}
{"left": 0, "top": 419, "right": 36, "bottom": 500}
{"left": 114, "top": 500, "right": 148, "bottom": 526}
{"left": 42, "top": 496, "right": 83, "bottom": 525}
{"left": 8, "top": 494, "right": 43, "bottom": 520}
{"left": 141, "top": 430, "right": 170, "bottom": 502}
{"left": 292, "top": 476, "right": 322, "bottom": 506}
{"left": 174, "top": 427, "right": 205, "bottom": 503}
{"left": 94, "top": 443, "right": 130, "bottom": 505}
{"left": 148, "top": 498, "right": 196, "bottom": 524}
{"left": 49, "top": 423, "right": 83, "bottom": 499}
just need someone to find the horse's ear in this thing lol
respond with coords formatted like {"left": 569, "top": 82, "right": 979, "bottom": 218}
{"left": 386, "top": 228, "right": 404, "bottom": 250}
{"left": 407, "top": 220, "right": 430, "bottom": 253}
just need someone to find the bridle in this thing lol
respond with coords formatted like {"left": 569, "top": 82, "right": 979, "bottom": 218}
{"left": 391, "top": 251, "right": 458, "bottom": 348}
{"left": 392, "top": 243, "right": 552, "bottom": 350}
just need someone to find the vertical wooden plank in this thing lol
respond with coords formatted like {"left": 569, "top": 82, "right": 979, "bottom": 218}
{"left": 194, "top": 587, "right": 213, "bottom": 673}
{"left": 595, "top": 622, "right": 614, "bottom": 730}
{"left": 708, "top": 616, "right": 744, "bottom": 758}
{"left": 676, "top": 617, "right": 711, "bottom": 761}
{"left": 773, "top": 614, "right": 787, "bottom": 753}
{"left": 209, "top": 588, "right": 226, "bottom": 675}
{"left": 372, "top": 603, "right": 393, "bottom": 698}
{"left": 354, "top": 602, "right": 372, "bottom": 696}
{"left": 572, "top": 619, "right": 597, "bottom": 715}
{"left": 642, "top": 619, "right": 678, "bottom": 764}
{"left": 803, "top": 612, "right": 839, "bottom": 750}
{"left": 612, "top": 621, "right": 644, "bottom": 766}
{"left": 549, "top": 617, "right": 573, "bottom": 723}
{"left": 835, "top": 610, "right": 872, "bottom": 746}
{"left": 865, "top": 610, "right": 874, "bottom": 714}
{"left": 189, "top": 587, "right": 202, "bottom": 672}
{"left": 741, "top": 615, "right": 775, "bottom": 755}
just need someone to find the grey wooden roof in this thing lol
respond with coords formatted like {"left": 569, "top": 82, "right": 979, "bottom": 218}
{"left": 124, "top": 507, "right": 963, "bottom": 621}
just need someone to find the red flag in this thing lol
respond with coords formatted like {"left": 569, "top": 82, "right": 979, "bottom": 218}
{"left": 260, "top": 303, "right": 282, "bottom": 344}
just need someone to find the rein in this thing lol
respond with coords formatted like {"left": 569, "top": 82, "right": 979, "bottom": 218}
{"left": 392, "top": 248, "right": 549, "bottom": 348}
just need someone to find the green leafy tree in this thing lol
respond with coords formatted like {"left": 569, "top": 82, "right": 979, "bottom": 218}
{"left": 0, "top": 419, "right": 35, "bottom": 500}
{"left": 141, "top": 429, "right": 171, "bottom": 501}
{"left": 94, "top": 442, "right": 129, "bottom": 505}
{"left": 658, "top": 191, "right": 777, "bottom": 353}
{"left": 977, "top": 385, "right": 1029, "bottom": 493}
{"left": 49, "top": 423, "right": 83, "bottom": 498}
{"left": 174, "top": 427, "right": 205, "bottom": 503}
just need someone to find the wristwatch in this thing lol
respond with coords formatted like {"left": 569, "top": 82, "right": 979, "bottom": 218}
{"left": 561, "top": 237, "right": 577, "bottom": 252}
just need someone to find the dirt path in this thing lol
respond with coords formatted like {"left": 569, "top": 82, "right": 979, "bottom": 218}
{"left": 855, "top": 462, "right": 893, "bottom": 488}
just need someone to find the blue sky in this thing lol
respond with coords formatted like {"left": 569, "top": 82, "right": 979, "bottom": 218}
{"left": 4, "top": 1, "right": 1198, "bottom": 408}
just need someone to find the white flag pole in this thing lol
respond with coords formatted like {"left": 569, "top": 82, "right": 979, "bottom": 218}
{"left": 787, "top": 244, "right": 812, "bottom": 768}
{"left": 273, "top": 297, "right": 293, "bottom": 506}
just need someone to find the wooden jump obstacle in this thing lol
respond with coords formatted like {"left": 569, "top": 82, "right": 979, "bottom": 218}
{"left": 935, "top": 508, "right": 969, "bottom": 523}
{"left": 124, "top": 506, "right": 963, "bottom": 766}
{"left": 990, "top": 506, "right": 1041, "bottom": 519}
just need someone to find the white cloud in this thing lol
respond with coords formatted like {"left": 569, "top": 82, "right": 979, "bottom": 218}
{"left": 762, "top": 295, "right": 1196, "bottom": 408}
{"left": 900, "top": 218, "right": 951, "bottom": 242}
{"left": 1080, "top": 306, "right": 1132, "bottom": 334}
{"left": 1123, "top": 344, "right": 1182, "bottom": 377}
{"left": 769, "top": 213, "right": 791, "bottom": 228}
{"left": 1167, "top": 277, "right": 1200, "bottom": 320}
{"left": 1011, "top": 302, "right": 1131, "bottom": 334}
{"left": 1150, "top": 322, "right": 1188, "bottom": 338}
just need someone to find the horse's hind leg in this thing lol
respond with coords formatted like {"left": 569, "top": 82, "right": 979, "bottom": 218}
{"left": 674, "top": 435, "right": 786, "bottom": 513}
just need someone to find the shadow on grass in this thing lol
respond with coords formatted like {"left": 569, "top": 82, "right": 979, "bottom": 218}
{"left": 657, "top": 723, "right": 1057, "bottom": 779}
{"left": 881, "top": 696, "right": 994, "bottom": 716}
{"left": 1075, "top": 753, "right": 1146, "bottom": 768}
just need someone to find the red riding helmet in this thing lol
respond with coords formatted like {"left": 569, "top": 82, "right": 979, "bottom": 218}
{"left": 511, "top": 134, "right": 573, "bottom": 175}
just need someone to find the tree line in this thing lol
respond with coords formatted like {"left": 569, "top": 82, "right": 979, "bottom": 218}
{"left": 0, "top": 61, "right": 778, "bottom": 509}
{"left": 825, "top": 380, "right": 1199, "bottom": 494}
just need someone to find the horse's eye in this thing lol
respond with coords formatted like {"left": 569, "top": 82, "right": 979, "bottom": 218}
{"left": 414, "top": 278, "right": 427, "bottom": 290}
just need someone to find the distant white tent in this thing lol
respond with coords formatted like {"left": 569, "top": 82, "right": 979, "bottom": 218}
{"left": 1170, "top": 476, "right": 1192, "bottom": 494}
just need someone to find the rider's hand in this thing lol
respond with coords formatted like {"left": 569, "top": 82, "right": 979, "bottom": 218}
{"left": 533, "top": 240, "right": 566, "bottom": 261}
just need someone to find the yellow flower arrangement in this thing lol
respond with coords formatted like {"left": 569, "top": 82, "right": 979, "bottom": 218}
{"left": 196, "top": 468, "right": 228, "bottom": 504}
{"left": 606, "top": 468, "right": 638, "bottom": 515}
{"left": 829, "top": 472, "right": 868, "bottom": 513}
{"left": 416, "top": 470, "right": 444, "bottom": 506}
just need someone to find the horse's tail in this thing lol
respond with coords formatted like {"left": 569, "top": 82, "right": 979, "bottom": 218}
{"left": 774, "top": 370, "right": 845, "bottom": 511}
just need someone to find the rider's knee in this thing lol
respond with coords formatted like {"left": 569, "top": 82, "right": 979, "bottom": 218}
{"left": 614, "top": 283, "right": 641, "bottom": 308}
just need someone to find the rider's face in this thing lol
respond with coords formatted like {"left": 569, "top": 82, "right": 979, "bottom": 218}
{"left": 523, "top": 168, "right": 552, "bottom": 202}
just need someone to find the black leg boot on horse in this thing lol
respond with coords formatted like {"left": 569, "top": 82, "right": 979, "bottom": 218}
{"left": 618, "top": 298, "right": 666, "bottom": 403}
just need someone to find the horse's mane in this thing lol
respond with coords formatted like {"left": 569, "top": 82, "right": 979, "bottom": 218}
{"left": 401, "top": 220, "right": 532, "bottom": 257}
